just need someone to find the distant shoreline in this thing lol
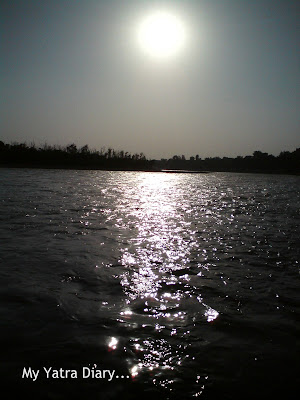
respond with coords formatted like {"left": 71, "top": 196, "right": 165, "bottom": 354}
{"left": 0, "top": 164, "right": 299, "bottom": 176}
{"left": 0, "top": 141, "right": 299, "bottom": 176}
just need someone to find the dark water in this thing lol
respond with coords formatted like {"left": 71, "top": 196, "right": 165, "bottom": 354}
{"left": 0, "top": 169, "right": 299, "bottom": 399}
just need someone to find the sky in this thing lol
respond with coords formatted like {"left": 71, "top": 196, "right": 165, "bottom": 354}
{"left": 1, "top": 0, "right": 299, "bottom": 159}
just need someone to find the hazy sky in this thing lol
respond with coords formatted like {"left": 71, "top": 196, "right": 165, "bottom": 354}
{"left": 1, "top": 0, "right": 299, "bottom": 159}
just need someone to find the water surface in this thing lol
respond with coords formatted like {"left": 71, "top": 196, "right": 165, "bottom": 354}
{"left": 0, "top": 169, "right": 299, "bottom": 399}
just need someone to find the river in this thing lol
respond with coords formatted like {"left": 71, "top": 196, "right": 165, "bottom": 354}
{"left": 0, "top": 168, "right": 299, "bottom": 399}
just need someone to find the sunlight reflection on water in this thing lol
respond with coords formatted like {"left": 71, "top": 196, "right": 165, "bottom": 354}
{"left": 115, "top": 173, "right": 218, "bottom": 378}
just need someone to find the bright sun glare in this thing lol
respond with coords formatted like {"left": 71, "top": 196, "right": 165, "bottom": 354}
{"left": 137, "top": 11, "right": 186, "bottom": 59}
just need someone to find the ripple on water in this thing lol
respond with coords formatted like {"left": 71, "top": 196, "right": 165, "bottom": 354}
{"left": 0, "top": 170, "right": 299, "bottom": 399}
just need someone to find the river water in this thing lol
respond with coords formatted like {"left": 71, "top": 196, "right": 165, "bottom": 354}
{"left": 0, "top": 169, "right": 299, "bottom": 399}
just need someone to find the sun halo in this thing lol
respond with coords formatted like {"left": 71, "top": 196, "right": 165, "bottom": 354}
{"left": 137, "top": 11, "right": 186, "bottom": 60}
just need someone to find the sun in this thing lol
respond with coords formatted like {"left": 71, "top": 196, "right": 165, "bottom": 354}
{"left": 137, "top": 11, "right": 186, "bottom": 60}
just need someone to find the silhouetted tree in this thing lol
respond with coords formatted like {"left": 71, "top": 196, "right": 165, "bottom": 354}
{"left": 66, "top": 144, "right": 77, "bottom": 154}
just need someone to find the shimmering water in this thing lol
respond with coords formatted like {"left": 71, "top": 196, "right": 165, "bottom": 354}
{"left": 0, "top": 169, "right": 299, "bottom": 399}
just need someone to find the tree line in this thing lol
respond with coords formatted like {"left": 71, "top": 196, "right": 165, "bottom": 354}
{"left": 0, "top": 141, "right": 299, "bottom": 174}
{"left": 157, "top": 149, "right": 300, "bottom": 174}
{"left": 0, "top": 141, "right": 151, "bottom": 171}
